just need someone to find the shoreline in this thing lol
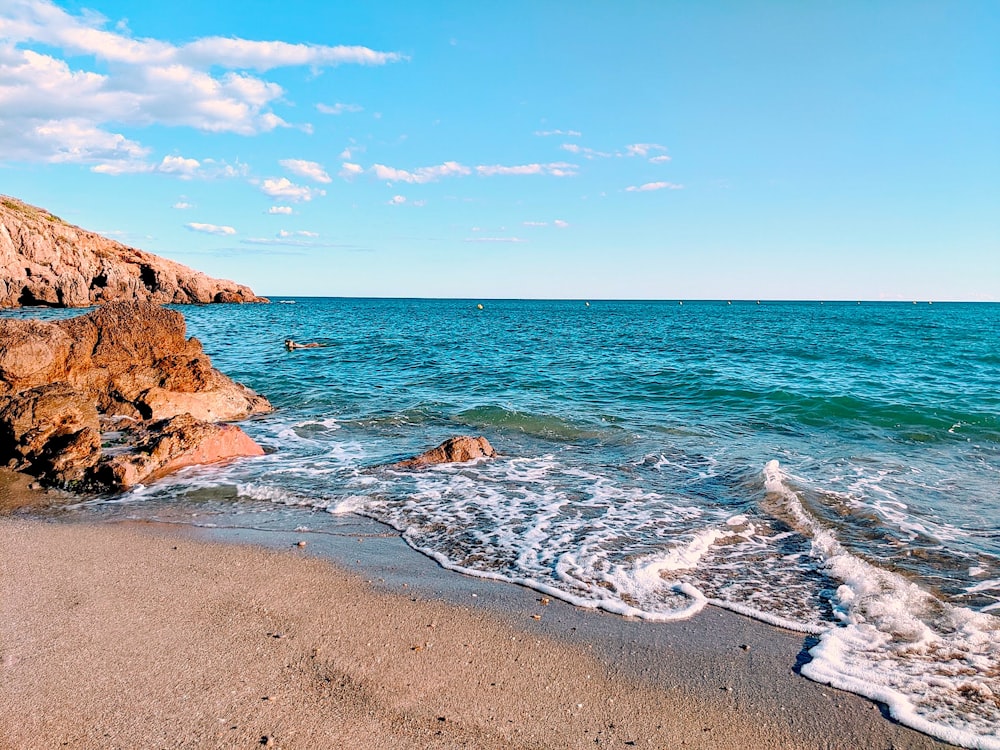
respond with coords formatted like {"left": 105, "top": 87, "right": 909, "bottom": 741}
{"left": 0, "top": 502, "right": 957, "bottom": 749}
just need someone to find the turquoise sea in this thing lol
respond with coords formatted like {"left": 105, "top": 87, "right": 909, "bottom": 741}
{"left": 21, "top": 298, "right": 1000, "bottom": 748}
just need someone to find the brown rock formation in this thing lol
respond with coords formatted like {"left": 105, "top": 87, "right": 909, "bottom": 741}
{"left": 0, "top": 301, "right": 271, "bottom": 490}
{"left": 0, "top": 383, "right": 101, "bottom": 485}
{"left": 95, "top": 414, "right": 265, "bottom": 489}
{"left": 0, "top": 301, "right": 271, "bottom": 422}
{"left": 0, "top": 195, "right": 267, "bottom": 307}
{"left": 388, "top": 436, "right": 497, "bottom": 470}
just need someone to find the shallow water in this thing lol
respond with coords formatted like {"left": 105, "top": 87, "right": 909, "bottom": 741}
{"left": 17, "top": 298, "right": 1000, "bottom": 749}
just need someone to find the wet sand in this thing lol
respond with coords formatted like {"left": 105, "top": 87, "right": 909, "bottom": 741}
{"left": 0, "top": 490, "right": 957, "bottom": 749}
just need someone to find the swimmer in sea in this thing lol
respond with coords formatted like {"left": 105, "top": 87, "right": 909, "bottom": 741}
{"left": 284, "top": 339, "right": 325, "bottom": 350}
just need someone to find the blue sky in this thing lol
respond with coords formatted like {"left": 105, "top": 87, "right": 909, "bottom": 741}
{"left": 1, "top": 1, "right": 997, "bottom": 300}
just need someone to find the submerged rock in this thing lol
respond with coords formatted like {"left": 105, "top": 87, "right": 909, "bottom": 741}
{"left": 0, "top": 301, "right": 270, "bottom": 491}
{"left": 388, "top": 436, "right": 497, "bottom": 470}
{"left": 0, "top": 195, "right": 267, "bottom": 308}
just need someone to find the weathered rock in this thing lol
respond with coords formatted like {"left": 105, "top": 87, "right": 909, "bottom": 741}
{"left": 388, "top": 436, "right": 497, "bottom": 469}
{"left": 94, "top": 413, "right": 265, "bottom": 489}
{"left": 0, "top": 195, "right": 268, "bottom": 308}
{"left": 0, "top": 301, "right": 272, "bottom": 422}
{"left": 0, "top": 302, "right": 271, "bottom": 490}
{"left": 0, "top": 383, "right": 101, "bottom": 483}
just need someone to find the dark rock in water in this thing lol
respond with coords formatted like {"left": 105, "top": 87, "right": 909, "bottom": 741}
{"left": 0, "top": 301, "right": 270, "bottom": 491}
{"left": 388, "top": 436, "right": 497, "bottom": 470}
{"left": 0, "top": 195, "right": 267, "bottom": 308}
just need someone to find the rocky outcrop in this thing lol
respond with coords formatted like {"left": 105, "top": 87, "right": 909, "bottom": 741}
{"left": 94, "top": 414, "right": 265, "bottom": 489}
{"left": 0, "top": 382, "right": 101, "bottom": 485}
{"left": 0, "top": 301, "right": 271, "bottom": 490}
{"left": 0, "top": 301, "right": 271, "bottom": 421}
{"left": 0, "top": 195, "right": 267, "bottom": 307}
{"left": 388, "top": 436, "right": 497, "bottom": 470}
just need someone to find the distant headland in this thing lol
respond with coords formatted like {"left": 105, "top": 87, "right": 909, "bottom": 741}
{"left": 0, "top": 195, "right": 267, "bottom": 307}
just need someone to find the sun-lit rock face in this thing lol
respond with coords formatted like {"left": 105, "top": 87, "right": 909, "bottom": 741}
{"left": 0, "top": 195, "right": 268, "bottom": 308}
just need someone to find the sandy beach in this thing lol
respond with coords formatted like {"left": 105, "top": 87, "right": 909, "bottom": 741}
{"left": 0, "top": 477, "right": 957, "bottom": 750}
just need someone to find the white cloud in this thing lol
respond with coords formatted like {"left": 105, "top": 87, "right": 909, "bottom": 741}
{"left": 278, "top": 229, "right": 319, "bottom": 238}
{"left": 625, "top": 181, "right": 684, "bottom": 192}
{"left": 267, "top": 205, "right": 293, "bottom": 215}
{"left": 464, "top": 236, "right": 527, "bottom": 243}
{"left": 649, "top": 155, "right": 672, "bottom": 164}
{"left": 0, "top": 0, "right": 403, "bottom": 165}
{"left": 186, "top": 222, "right": 237, "bottom": 235}
{"left": 180, "top": 39, "right": 403, "bottom": 71}
{"left": 339, "top": 162, "right": 364, "bottom": 179}
{"left": 159, "top": 155, "right": 201, "bottom": 177}
{"left": 535, "top": 129, "right": 582, "bottom": 137}
{"left": 523, "top": 219, "right": 570, "bottom": 228}
{"left": 625, "top": 143, "right": 668, "bottom": 158}
{"left": 317, "top": 102, "right": 363, "bottom": 115}
{"left": 172, "top": 201, "right": 193, "bottom": 209}
{"left": 372, "top": 160, "right": 471, "bottom": 183}
{"left": 260, "top": 177, "right": 325, "bottom": 202}
{"left": 559, "top": 143, "right": 611, "bottom": 159}
{"left": 388, "top": 195, "right": 407, "bottom": 205}
{"left": 279, "top": 158, "right": 331, "bottom": 183}
{"left": 475, "top": 162, "right": 578, "bottom": 177}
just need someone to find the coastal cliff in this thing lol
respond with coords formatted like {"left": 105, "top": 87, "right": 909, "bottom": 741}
{"left": 0, "top": 196, "right": 266, "bottom": 307}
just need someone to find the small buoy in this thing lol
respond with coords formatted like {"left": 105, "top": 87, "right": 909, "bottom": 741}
{"left": 727, "top": 300, "right": 732, "bottom": 305}
{"left": 477, "top": 303, "right": 484, "bottom": 310}
{"left": 678, "top": 300, "right": 683, "bottom": 305}
{"left": 756, "top": 300, "right": 761, "bottom": 305}
{"left": 585, "top": 301, "right": 590, "bottom": 307}
{"left": 928, "top": 301, "right": 933, "bottom": 305}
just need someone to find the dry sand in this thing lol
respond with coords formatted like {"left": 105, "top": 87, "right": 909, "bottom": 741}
{"left": 0, "top": 498, "right": 958, "bottom": 748}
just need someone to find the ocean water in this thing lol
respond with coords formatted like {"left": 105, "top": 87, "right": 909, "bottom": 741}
{"left": 22, "top": 298, "right": 1000, "bottom": 748}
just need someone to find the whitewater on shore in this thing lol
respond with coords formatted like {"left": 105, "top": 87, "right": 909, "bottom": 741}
{"left": 17, "top": 297, "right": 999, "bottom": 749}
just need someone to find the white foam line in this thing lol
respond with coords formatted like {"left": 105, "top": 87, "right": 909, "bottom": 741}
{"left": 404, "top": 530, "right": 708, "bottom": 622}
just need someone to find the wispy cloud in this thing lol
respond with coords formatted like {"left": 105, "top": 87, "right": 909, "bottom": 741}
{"left": 241, "top": 237, "right": 350, "bottom": 248}
{"left": 339, "top": 162, "right": 364, "bottom": 179}
{"left": 279, "top": 158, "right": 331, "bottom": 183}
{"left": 316, "top": 102, "right": 363, "bottom": 115}
{"left": 259, "top": 177, "right": 325, "bottom": 201}
{"left": 523, "top": 219, "right": 570, "bottom": 228}
{"left": 172, "top": 201, "right": 193, "bottom": 209}
{"left": 464, "top": 236, "right": 527, "bottom": 243}
{"left": 649, "top": 154, "right": 672, "bottom": 164}
{"left": 267, "top": 205, "right": 293, "bottom": 215}
{"left": 186, "top": 222, "right": 236, "bottom": 235}
{"left": 559, "top": 143, "right": 611, "bottom": 159}
{"left": 372, "top": 161, "right": 471, "bottom": 183}
{"left": 475, "top": 162, "right": 577, "bottom": 177}
{"left": 278, "top": 229, "right": 319, "bottom": 238}
{"left": 624, "top": 181, "right": 684, "bottom": 192}
{"left": 535, "top": 129, "right": 582, "bottom": 137}
{"left": 625, "top": 143, "right": 668, "bottom": 158}
{"left": 0, "top": 0, "right": 403, "bottom": 166}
